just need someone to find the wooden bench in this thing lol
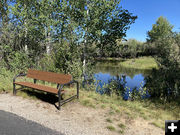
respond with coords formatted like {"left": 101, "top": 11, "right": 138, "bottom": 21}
{"left": 13, "top": 69, "right": 79, "bottom": 110}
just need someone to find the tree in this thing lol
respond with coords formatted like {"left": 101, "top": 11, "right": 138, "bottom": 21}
{"left": 86, "top": 1, "right": 137, "bottom": 57}
{"left": 119, "top": 38, "right": 144, "bottom": 58}
{"left": 145, "top": 18, "right": 180, "bottom": 102}
{"left": 147, "top": 16, "right": 173, "bottom": 43}
{"left": 0, "top": 0, "right": 137, "bottom": 80}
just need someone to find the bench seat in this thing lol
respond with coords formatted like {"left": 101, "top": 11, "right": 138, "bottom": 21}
{"left": 14, "top": 82, "right": 65, "bottom": 94}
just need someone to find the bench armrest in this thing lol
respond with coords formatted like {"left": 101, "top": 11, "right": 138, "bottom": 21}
{"left": 58, "top": 80, "right": 79, "bottom": 98}
{"left": 57, "top": 80, "right": 79, "bottom": 110}
{"left": 13, "top": 73, "right": 27, "bottom": 83}
{"left": 63, "top": 80, "right": 79, "bottom": 86}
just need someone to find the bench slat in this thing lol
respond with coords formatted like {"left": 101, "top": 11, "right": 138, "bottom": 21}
{"left": 27, "top": 69, "right": 72, "bottom": 84}
{"left": 14, "top": 82, "right": 65, "bottom": 94}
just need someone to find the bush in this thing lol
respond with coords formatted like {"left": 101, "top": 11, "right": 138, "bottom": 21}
{"left": 104, "top": 75, "right": 127, "bottom": 97}
{"left": 38, "top": 54, "right": 60, "bottom": 72}
{"left": 118, "top": 39, "right": 146, "bottom": 58}
{"left": 0, "top": 51, "right": 34, "bottom": 73}
{"left": 145, "top": 33, "right": 180, "bottom": 102}
{"left": 0, "top": 68, "right": 15, "bottom": 92}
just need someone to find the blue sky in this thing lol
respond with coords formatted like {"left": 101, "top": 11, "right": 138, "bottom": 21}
{"left": 120, "top": 0, "right": 180, "bottom": 42}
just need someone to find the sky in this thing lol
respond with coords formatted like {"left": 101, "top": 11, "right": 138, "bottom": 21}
{"left": 120, "top": 0, "right": 180, "bottom": 42}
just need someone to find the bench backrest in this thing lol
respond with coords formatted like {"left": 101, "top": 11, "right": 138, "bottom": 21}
{"left": 27, "top": 69, "right": 72, "bottom": 84}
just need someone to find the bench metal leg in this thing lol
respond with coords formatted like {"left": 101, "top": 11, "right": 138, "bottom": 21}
{"left": 77, "top": 82, "right": 79, "bottom": 99}
{"left": 58, "top": 86, "right": 62, "bottom": 110}
{"left": 13, "top": 83, "right": 16, "bottom": 95}
{"left": 34, "top": 79, "right": 37, "bottom": 84}
{"left": 58, "top": 92, "right": 61, "bottom": 110}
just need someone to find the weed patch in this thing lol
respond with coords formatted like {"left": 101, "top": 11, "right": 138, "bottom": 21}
{"left": 106, "top": 125, "right": 116, "bottom": 131}
{"left": 106, "top": 118, "right": 113, "bottom": 123}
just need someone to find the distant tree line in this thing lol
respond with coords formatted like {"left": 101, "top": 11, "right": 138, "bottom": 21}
{"left": 95, "top": 16, "right": 179, "bottom": 59}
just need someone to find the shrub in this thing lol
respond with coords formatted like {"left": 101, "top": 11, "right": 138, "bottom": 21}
{"left": 145, "top": 33, "right": 180, "bottom": 102}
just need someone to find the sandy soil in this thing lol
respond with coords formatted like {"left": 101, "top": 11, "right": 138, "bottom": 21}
{"left": 0, "top": 93, "right": 164, "bottom": 135}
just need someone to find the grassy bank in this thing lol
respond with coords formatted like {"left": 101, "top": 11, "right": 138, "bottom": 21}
{"left": 79, "top": 90, "right": 180, "bottom": 130}
{"left": 96, "top": 56, "right": 158, "bottom": 70}
{"left": 120, "top": 56, "right": 158, "bottom": 70}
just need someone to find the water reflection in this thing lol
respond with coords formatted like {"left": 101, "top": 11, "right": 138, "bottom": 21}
{"left": 95, "top": 61, "right": 151, "bottom": 77}
{"left": 94, "top": 61, "right": 151, "bottom": 99}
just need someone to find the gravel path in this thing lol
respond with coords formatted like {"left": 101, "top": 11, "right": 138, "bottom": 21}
{"left": 0, "top": 93, "right": 164, "bottom": 135}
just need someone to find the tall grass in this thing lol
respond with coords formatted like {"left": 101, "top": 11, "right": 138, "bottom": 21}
{"left": 79, "top": 89, "right": 180, "bottom": 129}
{"left": 0, "top": 68, "right": 15, "bottom": 92}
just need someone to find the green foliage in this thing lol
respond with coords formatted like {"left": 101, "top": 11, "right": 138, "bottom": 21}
{"left": 129, "top": 82, "right": 149, "bottom": 101}
{"left": 53, "top": 41, "right": 83, "bottom": 80}
{"left": 0, "top": 68, "right": 14, "bottom": 92}
{"left": 38, "top": 54, "right": 59, "bottom": 72}
{"left": 0, "top": 25, "right": 34, "bottom": 71}
{"left": 118, "top": 38, "right": 145, "bottom": 58}
{"left": 97, "top": 38, "right": 154, "bottom": 58}
{"left": 82, "top": 0, "right": 137, "bottom": 57}
{"left": 145, "top": 16, "right": 174, "bottom": 56}
{"left": 145, "top": 18, "right": 180, "bottom": 101}
{"left": 0, "top": 0, "right": 137, "bottom": 84}
{"left": 145, "top": 38, "right": 180, "bottom": 101}
{"left": 0, "top": 0, "right": 9, "bottom": 26}
{"left": 8, "top": 51, "right": 34, "bottom": 72}
{"left": 147, "top": 16, "right": 173, "bottom": 43}
{"left": 104, "top": 75, "right": 126, "bottom": 97}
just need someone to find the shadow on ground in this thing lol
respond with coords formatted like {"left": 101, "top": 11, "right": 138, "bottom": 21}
{"left": 18, "top": 88, "right": 59, "bottom": 109}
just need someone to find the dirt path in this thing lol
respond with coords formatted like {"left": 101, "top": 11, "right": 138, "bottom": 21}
{"left": 0, "top": 94, "right": 164, "bottom": 135}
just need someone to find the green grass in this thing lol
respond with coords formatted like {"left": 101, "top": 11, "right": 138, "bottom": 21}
{"left": 150, "top": 120, "right": 162, "bottom": 129}
{"left": 106, "top": 118, "right": 113, "bottom": 123}
{"left": 106, "top": 125, "right": 116, "bottom": 131}
{"left": 96, "top": 56, "right": 158, "bottom": 70}
{"left": 101, "top": 104, "right": 106, "bottom": 109}
{"left": 95, "top": 57, "right": 123, "bottom": 61}
{"left": 120, "top": 56, "right": 158, "bottom": 70}
{"left": 118, "top": 130, "right": 124, "bottom": 134}
{"left": 80, "top": 98, "right": 96, "bottom": 108}
{"left": 118, "top": 123, "right": 126, "bottom": 129}
{"left": 0, "top": 68, "right": 14, "bottom": 93}
{"left": 79, "top": 90, "right": 180, "bottom": 130}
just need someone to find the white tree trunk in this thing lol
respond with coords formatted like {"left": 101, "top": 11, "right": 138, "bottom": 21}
{"left": 83, "top": 2, "right": 89, "bottom": 80}
{"left": 24, "top": 4, "right": 28, "bottom": 53}
{"left": 46, "top": 31, "right": 51, "bottom": 55}
{"left": 45, "top": 27, "right": 50, "bottom": 55}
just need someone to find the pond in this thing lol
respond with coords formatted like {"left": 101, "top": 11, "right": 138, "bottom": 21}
{"left": 94, "top": 60, "right": 151, "bottom": 99}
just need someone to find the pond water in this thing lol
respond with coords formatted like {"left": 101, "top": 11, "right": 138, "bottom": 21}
{"left": 94, "top": 60, "right": 151, "bottom": 99}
